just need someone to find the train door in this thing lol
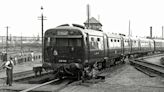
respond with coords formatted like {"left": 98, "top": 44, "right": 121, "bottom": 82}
{"left": 121, "top": 37, "right": 124, "bottom": 55}
{"left": 103, "top": 33, "right": 108, "bottom": 58}
{"left": 85, "top": 33, "right": 90, "bottom": 64}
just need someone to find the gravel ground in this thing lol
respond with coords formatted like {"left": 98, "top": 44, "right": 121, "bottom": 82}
{"left": 60, "top": 63, "right": 164, "bottom": 92}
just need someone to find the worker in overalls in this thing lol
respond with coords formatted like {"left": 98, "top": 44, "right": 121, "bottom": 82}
{"left": 5, "top": 57, "right": 14, "bottom": 86}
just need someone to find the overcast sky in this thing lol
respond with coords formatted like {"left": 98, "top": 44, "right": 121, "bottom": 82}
{"left": 0, "top": 0, "right": 164, "bottom": 37}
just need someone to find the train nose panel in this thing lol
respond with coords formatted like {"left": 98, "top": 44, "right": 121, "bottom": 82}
{"left": 57, "top": 63, "right": 83, "bottom": 76}
{"left": 50, "top": 47, "right": 83, "bottom": 63}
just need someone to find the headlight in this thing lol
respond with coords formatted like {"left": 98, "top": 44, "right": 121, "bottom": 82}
{"left": 53, "top": 50, "right": 58, "bottom": 56}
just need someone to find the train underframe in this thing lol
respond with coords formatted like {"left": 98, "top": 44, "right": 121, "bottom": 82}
{"left": 42, "top": 56, "right": 126, "bottom": 80}
{"left": 42, "top": 51, "right": 161, "bottom": 81}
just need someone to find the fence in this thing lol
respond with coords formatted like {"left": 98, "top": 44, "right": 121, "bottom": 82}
{"left": 0, "top": 36, "right": 42, "bottom": 52}
{"left": 0, "top": 36, "right": 42, "bottom": 66}
{"left": 0, "top": 52, "right": 42, "bottom": 65}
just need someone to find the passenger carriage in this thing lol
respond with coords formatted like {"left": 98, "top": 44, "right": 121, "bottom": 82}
{"left": 129, "top": 37, "right": 140, "bottom": 54}
{"left": 139, "top": 38, "right": 154, "bottom": 54}
{"left": 105, "top": 33, "right": 124, "bottom": 66}
{"left": 154, "top": 39, "right": 164, "bottom": 52}
{"left": 122, "top": 36, "right": 131, "bottom": 57}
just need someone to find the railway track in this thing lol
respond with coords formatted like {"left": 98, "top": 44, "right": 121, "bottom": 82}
{"left": 20, "top": 77, "right": 75, "bottom": 92}
{"left": 0, "top": 70, "right": 34, "bottom": 81}
{"left": 138, "top": 53, "right": 164, "bottom": 60}
{"left": 129, "top": 59, "right": 164, "bottom": 77}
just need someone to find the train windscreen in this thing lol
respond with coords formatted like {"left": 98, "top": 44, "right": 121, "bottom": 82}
{"left": 45, "top": 38, "right": 82, "bottom": 47}
{"left": 44, "top": 37, "right": 83, "bottom": 62}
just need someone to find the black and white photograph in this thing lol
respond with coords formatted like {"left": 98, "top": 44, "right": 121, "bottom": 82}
{"left": 0, "top": 0, "right": 164, "bottom": 92}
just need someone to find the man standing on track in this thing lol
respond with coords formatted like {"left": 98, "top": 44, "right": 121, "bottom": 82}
{"left": 5, "top": 57, "right": 14, "bottom": 86}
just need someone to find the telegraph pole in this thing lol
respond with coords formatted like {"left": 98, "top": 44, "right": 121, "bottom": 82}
{"left": 2, "top": 36, "right": 4, "bottom": 50}
{"left": 5, "top": 26, "right": 9, "bottom": 60}
{"left": 38, "top": 6, "right": 46, "bottom": 63}
{"left": 128, "top": 20, "right": 131, "bottom": 36}
{"left": 150, "top": 26, "right": 152, "bottom": 38}
{"left": 21, "top": 33, "right": 23, "bottom": 53}
{"left": 87, "top": 4, "right": 90, "bottom": 29}
{"left": 162, "top": 26, "right": 163, "bottom": 39}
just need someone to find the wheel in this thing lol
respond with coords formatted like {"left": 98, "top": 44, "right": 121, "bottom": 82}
{"left": 121, "top": 57, "right": 125, "bottom": 64}
{"left": 102, "top": 60, "right": 106, "bottom": 69}
{"left": 97, "top": 62, "right": 103, "bottom": 70}
{"left": 77, "top": 71, "right": 82, "bottom": 80}
{"left": 81, "top": 71, "right": 85, "bottom": 82}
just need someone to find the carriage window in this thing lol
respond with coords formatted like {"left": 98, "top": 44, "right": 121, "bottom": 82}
{"left": 91, "top": 37, "right": 94, "bottom": 41}
{"left": 90, "top": 37, "right": 103, "bottom": 50}
{"left": 97, "top": 38, "right": 100, "bottom": 41}
{"left": 114, "top": 39, "right": 116, "bottom": 42}
{"left": 118, "top": 40, "right": 119, "bottom": 42}
{"left": 111, "top": 39, "right": 113, "bottom": 42}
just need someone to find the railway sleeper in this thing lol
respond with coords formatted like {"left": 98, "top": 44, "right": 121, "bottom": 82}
{"left": 130, "top": 60, "right": 164, "bottom": 77}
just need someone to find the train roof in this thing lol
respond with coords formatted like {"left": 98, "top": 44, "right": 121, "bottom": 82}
{"left": 45, "top": 24, "right": 104, "bottom": 36}
{"left": 105, "top": 32, "right": 122, "bottom": 38}
{"left": 83, "top": 29, "right": 104, "bottom": 36}
{"left": 139, "top": 37, "right": 153, "bottom": 42}
{"left": 153, "top": 39, "right": 164, "bottom": 42}
{"left": 47, "top": 26, "right": 83, "bottom": 31}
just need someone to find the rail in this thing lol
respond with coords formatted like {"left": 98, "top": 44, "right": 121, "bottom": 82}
{"left": 138, "top": 53, "right": 164, "bottom": 60}
{"left": 129, "top": 59, "right": 164, "bottom": 77}
{"left": 20, "top": 79, "right": 59, "bottom": 92}
{"left": 0, "top": 70, "right": 34, "bottom": 81}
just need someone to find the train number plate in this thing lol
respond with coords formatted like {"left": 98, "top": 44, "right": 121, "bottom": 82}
{"left": 58, "top": 60, "right": 67, "bottom": 62}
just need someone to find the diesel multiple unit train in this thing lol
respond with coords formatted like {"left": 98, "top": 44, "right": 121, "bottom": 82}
{"left": 42, "top": 24, "right": 164, "bottom": 79}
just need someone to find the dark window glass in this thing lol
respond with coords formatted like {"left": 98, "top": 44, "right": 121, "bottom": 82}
{"left": 45, "top": 38, "right": 81, "bottom": 46}
{"left": 97, "top": 38, "right": 100, "bottom": 41}
{"left": 91, "top": 37, "right": 94, "bottom": 41}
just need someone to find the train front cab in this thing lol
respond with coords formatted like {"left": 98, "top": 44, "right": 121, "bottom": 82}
{"left": 43, "top": 26, "right": 86, "bottom": 78}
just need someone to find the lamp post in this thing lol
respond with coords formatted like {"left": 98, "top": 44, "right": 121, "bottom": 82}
{"left": 38, "top": 6, "right": 46, "bottom": 63}
{"left": 41, "top": 6, "right": 44, "bottom": 63}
